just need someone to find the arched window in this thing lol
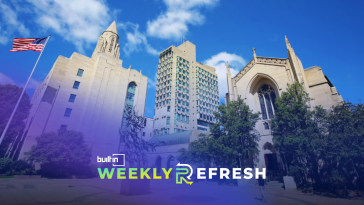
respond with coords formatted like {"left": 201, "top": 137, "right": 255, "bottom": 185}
{"left": 121, "top": 82, "right": 137, "bottom": 131}
{"left": 258, "top": 84, "right": 277, "bottom": 120}
{"left": 109, "top": 37, "right": 114, "bottom": 53}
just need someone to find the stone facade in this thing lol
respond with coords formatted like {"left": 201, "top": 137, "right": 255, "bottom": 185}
{"left": 226, "top": 36, "right": 343, "bottom": 170}
{"left": 17, "top": 22, "right": 148, "bottom": 161}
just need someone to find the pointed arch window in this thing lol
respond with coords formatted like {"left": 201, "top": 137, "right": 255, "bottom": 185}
{"left": 109, "top": 37, "right": 115, "bottom": 53}
{"left": 258, "top": 84, "right": 277, "bottom": 120}
{"left": 121, "top": 82, "right": 137, "bottom": 132}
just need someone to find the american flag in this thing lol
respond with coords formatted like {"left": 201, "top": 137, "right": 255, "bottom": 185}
{"left": 9, "top": 37, "right": 48, "bottom": 52}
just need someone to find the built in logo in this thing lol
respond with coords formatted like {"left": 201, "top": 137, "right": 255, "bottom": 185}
{"left": 97, "top": 154, "right": 125, "bottom": 166}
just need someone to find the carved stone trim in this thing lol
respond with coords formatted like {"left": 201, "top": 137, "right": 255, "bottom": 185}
{"left": 233, "top": 59, "right": 256, "bottom": 82}
{"left": 233, "top": 57, "right": 288, "bottom": 83}
{"left": 257, "top": 57, "right": 287, "bottom": 65}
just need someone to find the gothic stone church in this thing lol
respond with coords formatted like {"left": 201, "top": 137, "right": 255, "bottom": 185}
{"left": 225, "top": 36, "right": 343, "bottom": 171}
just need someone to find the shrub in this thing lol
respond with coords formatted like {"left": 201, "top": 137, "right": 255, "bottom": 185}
{"left": 0, "top": 158, "right": 12, "bottom": 174}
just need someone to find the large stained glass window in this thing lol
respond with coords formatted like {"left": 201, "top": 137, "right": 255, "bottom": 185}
{"left": 258, "top": 84, "right": 277, "bottom": 120}
{"left": 121, "top": 82, "right": 137, "bottom": 132}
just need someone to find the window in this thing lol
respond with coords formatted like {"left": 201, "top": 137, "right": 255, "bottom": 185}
{"left": 69, "top": 94, "right": 76, "bottom": 103}
{"left": 64, "top": 108, "right": 72, "bottom": 117}
{"left": 121, "top": 82, "right": 137, "bottom": 132}
{"left": 258, "top": 84, "right": 277, "bottom": 120}
{"left": 73, "top": 81, "right": 80, "bottom": 89}
{"left": 77, "top": 69, "right": 84, "bottom": 77}
{"left": 60, "top": 125, "right": 67, "bottom": 130}
{"left": 166, "top": 117, "right": 170, "bottom": 126}
{"left": 143, "top": 132, "right": 145, "bottom": 136}
{"left": 263, "top": 122, "right": 269, "bottom": 130}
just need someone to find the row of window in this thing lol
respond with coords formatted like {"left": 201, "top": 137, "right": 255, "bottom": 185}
{"left": 177, "top": 56, "right": 189, "bottom": 65}
{"left": 63, "top": 69, "right": 84, "bottom": 118}
{"left": 176, "top": 80, "right": 189, "bottom": 87}
{"left": 156, "top": 99, "right": 171, "bottom": 107}
{"left": 156, "top": 92, "right": 171, "bottom": 101}
{"left": 197, "top": 88, "right": 218, "bottom": 99}
{"left": 176, "top": 67, "right": 189, "bottom": 76}
{"left": 175, "top": 99, "right": 190, "bottom": 106}
{"left": 197, "top": 106, "right": 215, "bottom": 115}
{"left": 197, "top": 83, "right": 217, "bottom": 93}
{"left": 157, "top": 86, "right": 171, "bottom": 95}
{"left": 196, "top": 94, "right": 218, "bottom": 105}
{"left": 175, "top": 106, "right": 189, "bottom": 114}
{"left": 197, "top": 113, "right": 215, "bottom": 122}
{"left": 153, "top": 128, "right": 170, "bottom": 136}
{"left": 175, "top": 86, "right": 189, "bottom": 94}
{"left": 157, "top": 80, "right": 171, "bottom": 89}
{"left": 196, "top": 66, "right": 217, "bottom": 80}
{"left": 174, "top": 113, "right": 189, "bottom": 124}
{"left": 176, "top": 73, "right": 189, "bottom": 81}
{"left": 175, "top": 93, "right": 189, "bottom": 100}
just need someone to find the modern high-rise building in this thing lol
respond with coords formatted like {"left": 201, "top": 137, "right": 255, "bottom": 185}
{"left": 152, "top": 41, "right": 219, "bottom": 136}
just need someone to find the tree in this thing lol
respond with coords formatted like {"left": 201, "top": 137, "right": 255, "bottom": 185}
{"left": 321, "top": 101, "right": 364, "bottom": 190}
{"left": 270, "top": 82, "right": 330, "bottom": 189}
{"left": 25, "top": 129, "right": 92, "bottom": 178}
{"left": 177, "top": 133, "right": 212, "bottom": 168}
{"left": 0, "top": 84, "right": 31, "bottom": 157}
{"left": 178, "top": 97, "right": 260, "bottom": 172}
{"left": 119, "top": 105, "right": 155, "bottom": 168}
{"left": 210, "top": 97, "right": 260, "bottom": 170}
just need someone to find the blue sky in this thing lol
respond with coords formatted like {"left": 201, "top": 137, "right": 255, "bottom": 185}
{"left": 0, "top": 0, "right": 363, "bottom": 118}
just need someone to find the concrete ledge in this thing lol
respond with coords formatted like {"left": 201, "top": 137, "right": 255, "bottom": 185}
{"left": 14, "top": 175, "right": 41, "bottom": 179}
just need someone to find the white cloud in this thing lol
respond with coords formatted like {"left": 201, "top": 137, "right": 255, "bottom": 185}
{"left": 0, "top": 73, "right": 16, "bottom": 85}
{"left": 204, "top": 52, "right": 246, "bottom": 100}
{"left": 25, "top": 0, "right": 114, "bottom": 53}
{"left": 26, "top": 78, "right": 41, "bottom": 89}
{"left": 147, "top": 0, "right": 218, "bottom": 40}
{"left": 148, "top": 73, "right": 158, "bottom": 89}
{"left": 0, "top": 1, "right": 30, "bottom": 45}
{"left": 119, "top": 22, "right": 159, "bottom": 56}
{"left": 0, "top": 72, "right": 39, "bottom": 89}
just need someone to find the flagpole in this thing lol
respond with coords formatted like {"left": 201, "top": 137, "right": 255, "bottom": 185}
{"left": 0, "top": 34, "right": 51, "bottom": 147}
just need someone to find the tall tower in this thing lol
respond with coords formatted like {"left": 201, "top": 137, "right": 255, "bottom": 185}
{"left": 92, "top": 21, "right": 120, "bottom": 59}
{"left": 153, "top": 41, "right": 219, "bottom": 136}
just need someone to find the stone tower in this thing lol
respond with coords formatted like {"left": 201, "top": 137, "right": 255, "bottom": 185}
{"left": 92, "top": 21, "right": 120, "bottom": 59}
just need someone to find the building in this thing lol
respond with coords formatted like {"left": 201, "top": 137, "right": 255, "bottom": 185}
{"left": 225, "top": 36, "right": 343, "bottom": 170}
{"left": 142, "top": 117, "right": 154, "bottom": 141}
{"left": 15, "top": 21, "right": 149, "bottom": 161}
{"left": 146, "top": 41, "right": 218, "bottom": 170}
{"left": 153, "top": 41, "right": 219, "bottom": 135}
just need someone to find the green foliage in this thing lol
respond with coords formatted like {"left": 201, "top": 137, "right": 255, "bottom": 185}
{"left": 178, "top": 97, "right": 260, "bottom": 171}
{"left": 0, "top": 158, "right": 12, "bottom": 174}
{"left": 320, "top": 101, "right": 364, "bottom": 190}
{"left": 178, "top": 133, "right": 212, "bottom": 168}
{"left": 209, "top": 97, "right": 260, "bottom": 169}
{"left": 271, "top": 82, "right": 364, "bottom": 191}
{"left": 11, "top": 159, "right": 36, "bottom": 175}
{"left": 0, "top": 158, "right": 36, "bottom": 175}
{"left": 0, "top": 84, "right": 31, "bottom": 157}
{"left": 25, "top": 129, "right": 92, "bottom": 178}
{"left": 120, "top": 106, "right": 155, "bottom": 167}
{"left": 270, "top": 82, "right": 325, "bottom": 188}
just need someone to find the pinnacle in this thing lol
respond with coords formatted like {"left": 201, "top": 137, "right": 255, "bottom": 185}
{"left": 105, "top": 21, "right": 118, "bottom": 35}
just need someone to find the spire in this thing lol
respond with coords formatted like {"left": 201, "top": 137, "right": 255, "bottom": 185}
{"left": 105, "top": 21, "right": 118, "bottom": 35}
{"left": 285, "top": 35, "right": 292, "bottom": 49}
{"left": 226, "top": 61, "right": 231, "bottom": 74}
{"left": 252, "top": 48, "right": 257, "bottom": 60}
{"left": 92, "top": 21, "right": 120, "bottom": 59}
